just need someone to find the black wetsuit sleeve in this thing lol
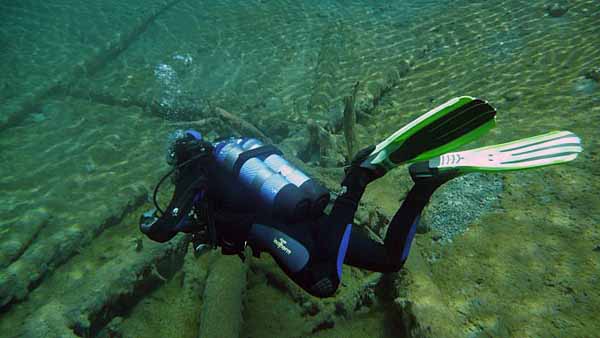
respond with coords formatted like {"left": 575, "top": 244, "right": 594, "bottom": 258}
{"left": 213, "top": 209, "right": 255, "bottom": 255}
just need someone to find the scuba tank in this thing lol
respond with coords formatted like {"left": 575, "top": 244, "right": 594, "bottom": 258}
{"left": 213, "top": 137, "right": 330, "bottom": 222}
{"left": 239, "top": 138, "right": 330, "bottom": 217}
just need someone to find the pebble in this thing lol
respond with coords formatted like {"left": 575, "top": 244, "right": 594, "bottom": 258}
{"left": 302, "top": 301, "right": 319, "bottom": 316}
{"left": 574, "top": 77, "right": 598, "bottom": 95}
{"left": 106, "top": 316, "right": 123, "bottom": 336}
{"left": 335, "top": 300, "right": 349, "bottom": 317}
{"left": 585, "top": 68, "right": 600, "bottom": 83}
{"left": 416, "top": 221, "right": 431, "bottom": 234}
{"left": 134, "top": 238, "right": 143, "bottom": 252}
{"left": 503, "top": 91, "right": 523, "bottom": 102}
{"left": 360, "top": 288, "right": 376, "bottom": 308}
{"left": 31, "top": 113, "right": 47, "bottom": 123}
{"left": 421, "top": 173, "right": 503, "bottom": 243}
{"left": 546, "top": 3, "right": 569, "bottom": 17}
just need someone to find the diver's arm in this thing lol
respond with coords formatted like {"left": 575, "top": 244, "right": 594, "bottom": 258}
{"left": 212, "top": 209, "right": 255, "bottom": 256}
{"left": 140, "top": 131, "right": 215, "bottom": 243}
{"left": 329, "top": 145, "right": 383, "bottom": 225}
{"left": 328, "top": 167, "right": 369, "bottom": 226}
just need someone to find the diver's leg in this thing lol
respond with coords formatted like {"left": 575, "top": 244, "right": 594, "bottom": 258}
{"left": 343, "top": 180, "right": 444, "bottom": 272}
{"left": 381, "top": 181, "right": 439, "bottom": 267}
{"left": 315, "top": 161, "right": 373, "bottom": 273}
{"left": 318, "top": 145, "right": 388, "bottom": 272}
{"left": 342, "top": 228, "right": 388, "bottom": 270}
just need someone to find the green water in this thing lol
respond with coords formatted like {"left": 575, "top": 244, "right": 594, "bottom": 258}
{"left": 1, "top": 0, "right": 599, "bottom": 337}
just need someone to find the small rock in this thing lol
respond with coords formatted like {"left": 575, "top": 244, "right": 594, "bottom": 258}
{"left": 134, "top": 238, "right": 143, "bottom": 252}
{"left": 360, "top": 288, "right": 376, "bottom": 307}
{"left": 31, "top": 113, "right": 47, "bottom": 123}
{"left": 584, "top": 67, "right": 600, "bottom": 83}
{"left": 106, "top": 316, "right": 123, "bottom": 337}
{"left": 84, "top": 161, "right": 96, "bottom": 173}
{"left": 334, "top": 300, "right": 349, "bottom": 318}
{"left": 0, "top": 240, "right": 24, "bottom": 261}
{"left": 546, "top": 2, "right": 569, "bottom": 17}
{"left": 503, "top": 91, "right": 523, "bottom": 102}
{"left": 354, "top": 208, "right": 369, "bottom": 226}
{"left": 574, "top": 77, "right": 598, "bottom": 95}
{"left": 73, "top": 317, "right": 91, "bottom": 336}
{"left": 302, "top": 301, "right": 320, "bottom": 316}
{"left": 311, "top": 319, "right": 335, "bottom": 333}
{"left": 470, "top": 297, "right": 484, "bottom": 308}
{"left": 417, "top": 220, "right": 431, "bottom": 234}
{"left": 431, "top": 230, "right": 443, "bottom": 241}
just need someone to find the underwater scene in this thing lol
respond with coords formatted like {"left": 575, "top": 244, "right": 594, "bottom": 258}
{"left": 0, "top": 0, "right": 599, "bottom": 337}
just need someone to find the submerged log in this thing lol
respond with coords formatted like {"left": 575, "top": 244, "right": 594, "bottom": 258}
{"left": 343, "top": 81, "right": 360, "bottom": 161}
{"left": 308, "top": 22, "right": 344, "bottom": 115}
{"left": 212, "top": 107, "right": 273, "bottom": 143}
{"left": 306, "top": 119, "right": 326, "bottom": 164}
{"left": 391, "top": 245, "right": 462, "bottom": 337}
{"left": 198, "top": 253, "right": 249, "bottom": 338}
{"left": 0, "top": 186, "right": 148, "bottom": 311}
{"left": 0, "top": 209, "right": 49, "bottom": 269}
{"left": 250, "top": 257, "right": 382, "bottom": 335}
{"left": 19, "top": 234, "right": 189, "bottom": 337}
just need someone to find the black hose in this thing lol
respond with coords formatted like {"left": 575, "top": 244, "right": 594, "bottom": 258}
{"left": 152, "top": 151, "right": 211, "bottom": 216}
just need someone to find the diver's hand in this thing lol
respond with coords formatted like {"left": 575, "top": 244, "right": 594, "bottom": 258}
{"left": 139, "top": 208, "right": 178, "bottom": 243}
{"left": 139, "top": 208, "right": 160, "bottom": 237}
{"left": 341, "top": 145, "right": 385, "bottom": 189}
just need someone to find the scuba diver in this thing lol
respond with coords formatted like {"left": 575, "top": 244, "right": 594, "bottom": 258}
{"left": 139, "top": 96, "right": 582, "bottom": 298}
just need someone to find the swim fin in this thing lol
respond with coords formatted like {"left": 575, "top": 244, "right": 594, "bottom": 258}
{"left": 361, "top": 96, "right": 497, "bottom": 173}
{"left": 409, "top": 130, "right": 583, "bottom": 181}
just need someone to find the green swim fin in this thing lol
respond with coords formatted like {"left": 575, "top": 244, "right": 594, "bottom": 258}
{"left": 410, "top": 130, "right": 583, "bottom": 181}
{"left": 361, "top": 96, "right": 497, "bottom": 172}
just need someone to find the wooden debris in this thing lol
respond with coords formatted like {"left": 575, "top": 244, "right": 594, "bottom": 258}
{"left": 391, "top": 245, "right": 462, "bottom": 337}
{"left": 166, "top": 118, "right": 220, "bottom": 128}
{"left": 211, "top": 107, "right": 273, "bottom": 143}
{"left": 250, "top": 257, "right": 382, "bottom": 335}
{"left": 0, "top": 209, "right": 49, "bottom": 269}
{"left": 198, "top": 253, "right": 249, "bottom": 338}
{"left": 0, "top": 187, "right": 148, "bottom": 311}
{"left": 343, "top": 81, "right": 360, "bottom": 161}
{"left": 17, "top": 235, "right": 189, "bottom": 337}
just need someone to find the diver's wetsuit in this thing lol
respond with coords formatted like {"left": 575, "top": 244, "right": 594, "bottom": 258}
{"left": 212, "top": 168, "right": 439, "bottom": 298}
{"left": 142, "top": 135, "right": 441, "bottom": 298}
